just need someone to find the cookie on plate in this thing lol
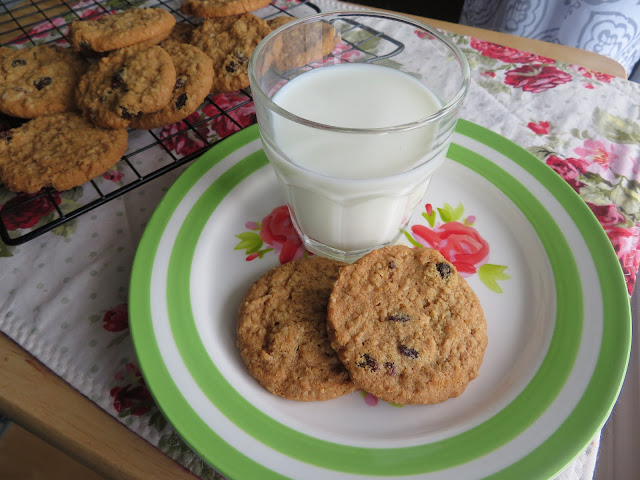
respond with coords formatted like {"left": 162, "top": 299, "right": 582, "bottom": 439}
{"left": 181, "top": 0, "right": 270, "bottom": 18}
{"left": 76, "top": 45, "right": 176, "bottom": 129}
{"left": 190, "top": 13, "right": 271, "bottom": 93}
{"left": 0, "top": 112, "right": 128, "bottom": 193}
{"left": 237, "top": 256, "right": 357, "bottom": 401}
{"left": 130, "top": 43, "right": 214, "bottom": 129}
{"left": 0, "top": 45, "right": 88, "bottom": 119}
{"left": 327, "top": 245, "right": 488, "bottom": 405}
{"left": 68, "top": 7, "right": 176, "bottom": 53}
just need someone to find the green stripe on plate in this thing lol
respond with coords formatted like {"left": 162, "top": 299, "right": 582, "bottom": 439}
{"left": 130, "top": 131, "right": 285, "bottom": 480}
{"left": 455, "top": 120, "right": 631, "bottom": 479}
{"left": 155, "top": 123, "right": 585, "bottom": 476}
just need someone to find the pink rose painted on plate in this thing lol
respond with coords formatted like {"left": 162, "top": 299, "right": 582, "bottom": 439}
{"left": 235, "top": 205, "right": 307, "bottom": 264}
{"left": 405, "top": 203, "right": 510, "bottom": 293}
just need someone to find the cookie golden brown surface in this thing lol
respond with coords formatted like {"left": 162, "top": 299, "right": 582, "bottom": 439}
{"left": 181, "top": 0, "right": 271, "bottom": 19}
{"left": 271, "top": 21, "right": 337, "bottom": 71}
{"left": 190, "top": 13, "right": 271, "bottom": 93}
{"left": 0, "top": 45, "right": 88, "bottom": 119}
{"left": 130, "top": 43, "right": 214, "bottom": 129}
{"left": 0, "top": 112, "right": 128, "bottom": 193}
{"left": 237, "top": 256, "right": 357, "bottom": 401}
{"left": 327, "top": 245, "right": 488, "bottom": 405}
{"left": 68, "top": 7, "right": 176, "bottom": 53}
{"left": 76, "top": 45, "right": 176, "bottom": 129}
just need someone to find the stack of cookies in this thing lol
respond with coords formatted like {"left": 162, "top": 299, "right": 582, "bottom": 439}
{"left": 0, "top": 1, "right": 300, "bottom": 194}
{"left": 237, "top": 245, "right": 488, "bottom": 405}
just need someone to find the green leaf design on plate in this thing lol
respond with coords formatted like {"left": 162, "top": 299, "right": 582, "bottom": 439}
{"left": 234, "top": 231, "right": 262, "bottom": 254}
{"left": 478, "top": 264, "right": 511, "bottom": 293}
{"left": 437, "top": 202, "right": 464, "bottom": 223}
{"left": 255, "top": 248, "right": 274, "bottom": 259}
{"left": 422, "top": 210, "right": 437, "bottom": 227}
{"left": 403, "top": 229, "right": 422, "bottom": 248}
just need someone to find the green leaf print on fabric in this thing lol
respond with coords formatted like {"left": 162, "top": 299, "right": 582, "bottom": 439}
{"left": 0, "top": 242, "right": 14, "bottom": 258}
{"left": 477, "top": 77, "right": 513, "bottom": 96}
{"left": 341, "top": 29, "right": 381, "bottom": 52}
{"left": 371, "top": 58, "right": 404, "bottom": 71}
{"left": 593, "top": 108, "right": 640, "bottom": 144}
{"left": 148, "top": 410, "right": 168, "bottom": 432}
{"left": 158, "top": 432, "right": 224, "bottom": 480}
{"left": 526, "top": 145, "right": 557, "bottom": 161}
{"left": 610, "top": 180, "right": 640, "bottom": 222}
{"left": 52, "top": 219, "right": 77, "bottom": 238}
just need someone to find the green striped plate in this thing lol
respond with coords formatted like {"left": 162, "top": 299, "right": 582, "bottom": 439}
{"left": 130, "top": 120, "right": 630, "bottom": 479}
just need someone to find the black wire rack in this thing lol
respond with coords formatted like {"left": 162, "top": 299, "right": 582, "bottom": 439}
{"left": 0, "top": 0, "right": 404, "bottom": 245}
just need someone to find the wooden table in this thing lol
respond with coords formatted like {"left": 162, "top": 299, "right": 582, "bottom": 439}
{"left": 0, "top": 1, "right": 629, "bottom": 479}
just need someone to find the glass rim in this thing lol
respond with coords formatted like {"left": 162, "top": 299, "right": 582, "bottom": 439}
{"left": 248, "top": 9, "right": 471, "bottom": 135}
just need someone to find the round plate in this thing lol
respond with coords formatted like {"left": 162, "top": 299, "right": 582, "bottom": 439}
{"left": 130, "top": 120, "right": 631, "bottom": 479}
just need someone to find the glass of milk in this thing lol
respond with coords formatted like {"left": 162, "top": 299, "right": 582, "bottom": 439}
{"left": 249, "top": 11, "right": 470, "bottom": 262}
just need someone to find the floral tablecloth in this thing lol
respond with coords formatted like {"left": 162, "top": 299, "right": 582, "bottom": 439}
{"left": 1, "top": 0, "right": 639, "bottom": 478}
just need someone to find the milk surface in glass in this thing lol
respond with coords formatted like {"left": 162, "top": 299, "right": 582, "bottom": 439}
{"left": 266, "top": 63, "right": 445, "bottom": 253}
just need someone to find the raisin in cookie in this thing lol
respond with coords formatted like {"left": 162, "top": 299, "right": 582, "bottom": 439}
{"left": 130, "top": 44, "right": 213, "bottom": 129}
{"left": 69, "top": 7, "right": 176, "bottom": 53}
{"left": 327, "top": 245, "right": 488, "bottom": 405}
{"left": 191, "top": 13, "right": 270, "bottom": 93}
{"left": 181, "top": 0, "right": 270, "bottom": 19}
{"left": 237, "top": 256, "right": 356, "bottom": 401}
{"left": 0, "top": 112, "right": 127, "bottom": 193}
{"left": 76, "top": 45, "right": 176, "bottom": 129}
{"left": 0, "top": 45, "right": 88, "bottom": 119}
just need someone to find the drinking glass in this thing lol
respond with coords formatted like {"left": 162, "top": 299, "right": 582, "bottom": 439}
{"left": 249, "top": 11, "right": 470, "bottom": 262}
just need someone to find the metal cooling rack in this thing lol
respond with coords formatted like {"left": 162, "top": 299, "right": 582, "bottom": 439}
{"left": 0, "top": 0, "right": 404, "bottom": 245}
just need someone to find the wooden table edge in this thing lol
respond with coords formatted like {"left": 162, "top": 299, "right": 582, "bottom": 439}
{"left": 0, "top": 333, "right": 196, "bottom": 480}
{"left": 339, "top": 1, "right": 628, "bottom": 79}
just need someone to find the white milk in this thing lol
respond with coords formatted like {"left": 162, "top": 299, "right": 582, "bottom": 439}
{"left": 261, "top": 63, "right": 449, "bottom": 255}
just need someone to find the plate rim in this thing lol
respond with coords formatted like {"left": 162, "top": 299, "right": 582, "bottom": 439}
{"left": 130, "top": 120, "right": 631, "bottom": 479}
